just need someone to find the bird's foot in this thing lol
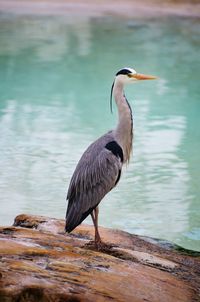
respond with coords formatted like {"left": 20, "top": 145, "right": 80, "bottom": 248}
{"left": 85, "top": 240, "right": 115, "bottom": 252}
{"left": 95, "top": 239, "right": 104, "bottom": 251}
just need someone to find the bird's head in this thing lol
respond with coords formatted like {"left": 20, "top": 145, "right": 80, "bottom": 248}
{"left": 115, "top": 67, "right": 157, "bottom": 84}
{"left": 110, "top": 67, "right": 157, "bottom": 112}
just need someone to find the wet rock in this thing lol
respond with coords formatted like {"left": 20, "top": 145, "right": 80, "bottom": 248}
{"left": 0, "top": 214, "right": 200, "bottom": 302}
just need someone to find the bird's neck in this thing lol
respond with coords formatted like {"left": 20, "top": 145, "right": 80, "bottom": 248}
{"left": 113, "top": 80, "right": 133, "bottom": 163}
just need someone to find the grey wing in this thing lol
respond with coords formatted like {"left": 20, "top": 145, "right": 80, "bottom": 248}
{"left": 65, "top": 137, "right": 122, "bottom": 232}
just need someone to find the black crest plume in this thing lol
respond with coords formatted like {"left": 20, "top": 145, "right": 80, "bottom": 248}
{"left": 110, "top": 68, "right": 132, "bottom": 113}
{"left": 110, "top": 81, "right": 114, "bottom": 113}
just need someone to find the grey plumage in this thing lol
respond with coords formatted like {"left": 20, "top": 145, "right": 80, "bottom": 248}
{"left": 65, "top": 67, "right": 156, "bottom": 246}
{"left": 65, "top": 131, "right": 122, "bottom": 232}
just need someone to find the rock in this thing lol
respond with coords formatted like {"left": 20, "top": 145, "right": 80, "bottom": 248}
{"left": 0, "top": 214, "right": 199, "bottom": 302}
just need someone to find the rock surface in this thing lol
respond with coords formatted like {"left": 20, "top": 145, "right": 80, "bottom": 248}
{"left": 0, "top": 214, "right": 199, "bottom": 302}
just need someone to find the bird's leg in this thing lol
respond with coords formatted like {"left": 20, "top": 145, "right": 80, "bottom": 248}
{"left": 91, "top": 206, "right": 101, "bottom": 248}
{"left": 94, "top": 206, "right": 101, "bottom": 244}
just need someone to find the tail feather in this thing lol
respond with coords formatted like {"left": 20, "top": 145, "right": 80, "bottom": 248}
{"left": 65, "top": 203, "right": 81, "bottom": 233}
{"left": 65, "top": 201, "right": 97, "bottom": 233}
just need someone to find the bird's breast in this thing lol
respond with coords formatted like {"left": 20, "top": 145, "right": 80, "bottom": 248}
{"left": 105, "top": 140, "right": 124, "bottom": 163}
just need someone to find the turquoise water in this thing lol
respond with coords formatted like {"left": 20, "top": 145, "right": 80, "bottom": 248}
{"left": 0, "top": 13, "right": 200, "bottom": 251}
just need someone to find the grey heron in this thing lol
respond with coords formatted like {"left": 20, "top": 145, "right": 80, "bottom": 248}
{"left": 65, "top": 67, "right": 156, "bottom": 249}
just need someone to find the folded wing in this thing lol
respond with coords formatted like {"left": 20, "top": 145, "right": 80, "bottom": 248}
{"left": 65, "top": 135, "right": 123, "bottom": 232}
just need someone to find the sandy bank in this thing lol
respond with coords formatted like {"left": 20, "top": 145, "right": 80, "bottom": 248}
{"left": 0, "top": 0, "right": 200, "bottom": 18}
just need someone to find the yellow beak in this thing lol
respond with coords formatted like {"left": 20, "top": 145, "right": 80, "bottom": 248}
{"left": 130, "top": 73, "right": 157, "bottom": 80}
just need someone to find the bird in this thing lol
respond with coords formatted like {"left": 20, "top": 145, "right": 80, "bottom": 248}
{"left": 65, "top": 67, "right": 156, "bottom": 249}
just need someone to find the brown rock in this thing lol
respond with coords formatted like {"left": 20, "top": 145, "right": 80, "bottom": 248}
{"left": 0, "top": 214, "right": 199, "bottom": 302}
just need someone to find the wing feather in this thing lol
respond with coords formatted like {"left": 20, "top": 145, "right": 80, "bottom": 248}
{"left": 65, "top": 134, "right": 122, "bottom": 232}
